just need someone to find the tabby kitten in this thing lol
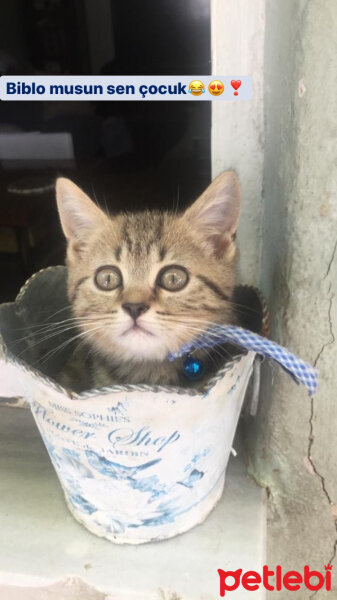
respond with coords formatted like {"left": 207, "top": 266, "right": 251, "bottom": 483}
{"left": 56, "top": 171, "right": 241, "bottom": 391}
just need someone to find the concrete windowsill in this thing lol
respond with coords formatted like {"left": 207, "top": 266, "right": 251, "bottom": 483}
{"left": 0, "top": 406, "right": 266, "bottom": 599}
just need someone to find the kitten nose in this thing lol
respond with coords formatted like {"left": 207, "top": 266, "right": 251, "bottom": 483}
{"left": 122, "top": 302, "right": 149, "bottom": 320}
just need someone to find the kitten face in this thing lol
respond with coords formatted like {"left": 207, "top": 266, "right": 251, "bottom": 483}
{"left": 56, "top": 172, "right": 241, "bottom": 365}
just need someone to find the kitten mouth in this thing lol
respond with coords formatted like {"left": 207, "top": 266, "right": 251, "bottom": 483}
{"left": 121, "top": 323, "right": 154, "bottom": 337}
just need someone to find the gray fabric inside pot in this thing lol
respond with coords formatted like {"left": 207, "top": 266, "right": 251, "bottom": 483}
{"left": 0, "top": 267, "right": 72, "bottom": 380}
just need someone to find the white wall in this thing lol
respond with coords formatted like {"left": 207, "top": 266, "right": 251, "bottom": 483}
{"left": 213, "top": 0, "right": 337, "bottom": 576}
{"left": 248, "top": 0, "right": 337, "bottom": 577}
{"left": 211, "top": 0, "right": 265, "bottom": 285}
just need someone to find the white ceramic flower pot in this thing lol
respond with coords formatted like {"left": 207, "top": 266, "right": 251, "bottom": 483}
{"left": 0, "top": 267, "right": 257, "bottom": 544}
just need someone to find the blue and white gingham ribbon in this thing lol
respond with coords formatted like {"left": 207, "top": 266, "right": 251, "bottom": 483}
{"left": 168, "top": 325, "right": 318, "bottom": 395}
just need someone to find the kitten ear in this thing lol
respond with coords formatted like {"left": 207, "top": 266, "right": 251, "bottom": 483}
{"left": 182, "top": 171, "right": 241, "bottom": 258}
{"left": 56, "top": 178, "right": 107, "bottom": 251}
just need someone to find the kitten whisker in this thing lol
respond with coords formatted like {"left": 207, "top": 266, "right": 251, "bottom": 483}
{"left": 12, "top": 314, "right": 116, "bottom": 356}
{"left": 13, "top": 322, "right": 99, "bottom": 357}
{"left": 157, "top": 322, "right": 226, "bottom": 343}
{"left": 10, "top": 306, "right": 72, "bottom": 332}
{"left": 33, "top": 324, "right": 108, "bottom": 368}
{"left": 226, "top": 300, "right": 261, "bottom": 315}
{"left": 10, "top": 316, "right": 112, "bottom": 345}
{"left": 155, "top": 318, "right": 223, "bottom": 334}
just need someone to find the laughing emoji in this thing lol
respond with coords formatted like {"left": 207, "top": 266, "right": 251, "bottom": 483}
{"left": 208, "top": 80, "right": 224, "bottom": 96}
{"left": 189, "top": 80, "right": 205, "bottom": 96}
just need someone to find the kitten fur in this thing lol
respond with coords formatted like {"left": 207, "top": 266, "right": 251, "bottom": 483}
{"left": 56, "top": 172, "right": 241, "bottom": 391}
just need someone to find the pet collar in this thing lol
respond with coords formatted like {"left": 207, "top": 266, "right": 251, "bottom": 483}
{"left": 168, "top": 325, "right": 318, "bottom": 395}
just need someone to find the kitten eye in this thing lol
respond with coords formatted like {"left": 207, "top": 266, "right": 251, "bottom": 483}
{"left": 157, "top": 265, "right": 189, "bottom": 291}
{"left": 94, "top": 266, "right": 122, "bottom": 291}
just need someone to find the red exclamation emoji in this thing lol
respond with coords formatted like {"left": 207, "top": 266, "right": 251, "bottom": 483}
{"left": 231, "top": 80, "right": 241, "bottom": 96}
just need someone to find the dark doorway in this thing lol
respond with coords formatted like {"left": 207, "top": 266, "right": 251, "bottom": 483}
{"left": 0, "top": 0, "right": 211, "bottom": 300}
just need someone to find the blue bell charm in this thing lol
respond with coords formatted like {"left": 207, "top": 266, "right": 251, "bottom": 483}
{"left": 183, "top": 355, "right": 205, "bottom": 381}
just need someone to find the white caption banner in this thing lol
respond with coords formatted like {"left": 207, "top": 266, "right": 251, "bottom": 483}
{"left": 0, "top": 76, "right": 252, "bottom": 101}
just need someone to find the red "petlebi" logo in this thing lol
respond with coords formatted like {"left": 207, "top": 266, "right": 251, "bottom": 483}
{"left": 218, "top": 565, "right": 333, "bottom": 596}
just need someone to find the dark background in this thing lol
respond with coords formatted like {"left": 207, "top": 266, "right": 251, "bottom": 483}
{"left": 0, "top": 0, "right": 211, "bottom": 301}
